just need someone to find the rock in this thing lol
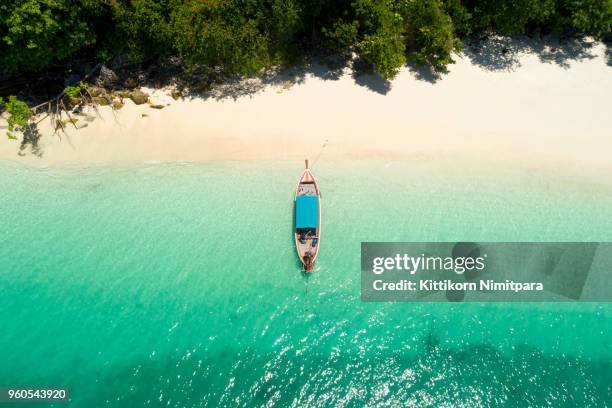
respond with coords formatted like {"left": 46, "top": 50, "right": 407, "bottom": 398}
{"left": 115, "top": 90, "right": 131, "bottom": 99}
{"left": 79, "top": 123, "right": 89, "bottom": 129}
{"left": 170, "top": 89, "right": 183, "bottom": 100}
{"left": 130, "top": 90, "right": 149, "bottom": 105}
{"left": 67, "top": 96, "right": 82, "bottom": 109}
{"left": 88, "top": 86, "right": 105, "bottom": 97}
{"left": 92, "top": 96, "right": 111, "bottom": 106}
{"left": 112, "top": 99, "right": 124, "bottom": 110}
{"left": 149, "top": 104, "right": 164, "bottom": 109}
{"left": 96, "top": 66, "right": 119, "bottom": 88}
{"left": 123, "top": 77, "right": 138, "bottom": 89}
{"left": 141, "top": 113, "right": 148, "bottom": 118}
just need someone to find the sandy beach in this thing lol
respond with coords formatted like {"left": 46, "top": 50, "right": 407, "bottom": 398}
{"left": 1, "top": 39, "right": 611, "bottom": 170}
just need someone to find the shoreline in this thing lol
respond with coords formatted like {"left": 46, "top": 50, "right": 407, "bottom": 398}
{"left": 1, "top": 41, "right": 610, "bottom": 172}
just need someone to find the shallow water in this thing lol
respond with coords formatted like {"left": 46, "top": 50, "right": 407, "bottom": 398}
{"left": 1, "top": 160, "right": 611, "bottom": 406}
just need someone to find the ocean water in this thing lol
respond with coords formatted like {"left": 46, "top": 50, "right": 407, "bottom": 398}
{"left": 1, "top": 159, "right": 611, "bottom": 407}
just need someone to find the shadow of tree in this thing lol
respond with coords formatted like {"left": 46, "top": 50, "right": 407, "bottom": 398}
{"left": 179, "top": 35, "right": 602, "bottom": 101}
{"left": 463, "top": 35, "right": 599, "bottom": 72}
{"left": 190, "top": 55, "right": 353, "bottom": 101}
{"left": 10, "top": 34, "right": 607, "bottom": 158}
{"left": 350, "top": 56, "right": 393, "bottom": 94}
{"left": 18, "top": 123, "right": 43, "bottom": 157}
{"left": 406, "top": 57, "right": 444, "bottom": 84}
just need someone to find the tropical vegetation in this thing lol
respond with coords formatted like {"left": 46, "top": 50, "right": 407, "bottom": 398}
{"left": 0, "top": 0, "right": 609, "bottom": 82}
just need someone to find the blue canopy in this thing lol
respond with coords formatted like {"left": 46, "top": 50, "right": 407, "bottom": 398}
{"left": 295, "top": 195, "right": 319, "bottom": 228}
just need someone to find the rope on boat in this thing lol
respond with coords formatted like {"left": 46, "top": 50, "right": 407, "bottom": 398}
{"left": 301, "top": 140, "right": 325, "bottom": 315}
{"left": 311, "top": 139, "right": 329, "bottom": 169}
{"left": 304, "top": 276, "right": 309, "bottom": 314}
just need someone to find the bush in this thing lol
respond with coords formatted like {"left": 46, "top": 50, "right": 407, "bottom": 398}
{"left": 1, "top": 96, "right": 31, "bottom": 139}
{"left": 353, "top": 0, "right": 406, "bottom": 79}
{"left": 0, "top": 0, "right": 99, "bottom": 73}
{"left": 106, "top": 0, "right": 175, "bottom": 61}
{"left": 322, "top": 19, "right": 359, "bottom": 53}
{"left": 402, "top": 0, "right": 462, "bottom": 72}
{"left": 0, "top": 0, "right": 609, "bottom": 83}
{"left": 563, "top": 0, "right": 612, "bottom": 35}
{"left": 456, "top": 0, "right": 611, "bottom": 36}
{"left": 172, "top": 3, "right": 268, "bottom": 76}
{"left": 172, "top": 0, "right": 302, "bottom": 76}
{"left": 63, "top": 82, "right": 88, "bottom": 98}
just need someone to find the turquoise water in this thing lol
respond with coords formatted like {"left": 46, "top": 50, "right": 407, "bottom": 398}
{"left": 1, "top": 160, "right": 611, "bottom": 407}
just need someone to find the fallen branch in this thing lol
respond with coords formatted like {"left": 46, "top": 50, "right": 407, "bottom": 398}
{"left": 30, "top": 63, "right": 103, "bottom": 114}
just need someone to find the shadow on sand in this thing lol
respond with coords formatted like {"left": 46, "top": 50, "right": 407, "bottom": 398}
{"left": 18, "top": 123, "right": 43, "bottom": 157}
{"left": 463, "top": 34, "right": 600, "bottom": 72}
{"left": 11, "top": 34, "right": 606, "bottom": 158}
{"left": 179, "top": 34, "right": 604, "bottom": 100}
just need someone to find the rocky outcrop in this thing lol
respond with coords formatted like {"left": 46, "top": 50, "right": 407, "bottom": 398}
{"left": 95, "top": 66, "right": 119, "bottom": 89}
{"left": 92, "top": 96, "right": 110, "bottom": 106}
{"left": 129, "top": 90, "right": 149, "bottom": 105}
{"left": 112, "top": 99, "right": 124, "bottom": 110}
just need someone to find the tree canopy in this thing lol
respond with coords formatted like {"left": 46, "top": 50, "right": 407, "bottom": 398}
{"left": 1, "top": 0, "right": 610, "bottom": 80}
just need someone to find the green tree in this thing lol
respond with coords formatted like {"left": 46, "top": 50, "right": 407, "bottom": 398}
{"left": 63, "top": 82, "right": 88, "bottom": 98}
{"left": 402, "top": 0, "right": 462, "bottom": 73}
{"left": 460, "top": 0, "right": 557, "bottom": 35}
{"left": 172, "top": 2, "right": 271, "bottom": 76}
{"left": 105, "top": 0, "right": 175, "bottom": 61}
{"left": 563, "top": 0, "right": 612, "bottom": 35}
{"left": 0, "top": 0, "right": 99, "bottom": 73}
{"left": 442, "top": 0, "right": 473, "bottom": 36}
{"left": 1, "top": 96, "right": 31, "bottom": 140}
{"left": 171, "top": 0, "right": 303, "bottom": 76}
{"left": 322, "top": 19, "right": 359, "bottom": 54}
{"left": 353, "top": 0, "right": 406, "bottom": 80}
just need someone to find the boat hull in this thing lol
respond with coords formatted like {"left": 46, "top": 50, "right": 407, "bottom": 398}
{"left": 294, "top": 165, "right": 321, "bottom": 272}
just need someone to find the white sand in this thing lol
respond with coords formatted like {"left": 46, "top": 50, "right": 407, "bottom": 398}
{"left": 1, "top": 40, "right": 610, "bottom": 170}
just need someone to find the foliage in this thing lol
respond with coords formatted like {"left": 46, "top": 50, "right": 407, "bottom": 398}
{"left": 461, "top": 0, "right": 557, "bottom": 34}
{"left": 454, "top": 0, "right": 612, "bottom": 35}
{"left": 172, "top": 2, "right": 269, "bottom": 76}
{"left": 563, "top": 0, "right": 612, "bottom": 35}
{"left": 322, "top": 20, "right": 359, "bottom": 54}
{"left": 63, "top": 82, "right": 88, "bottom": 98}
{"left": 104, "top": 0, "right": 175, "bottom": 61}
{"left": 2, "top": 96, "right": 31, "bottom": 140}
{"left": 0, "top": 0, "right": 100, "bottom": 73}
{"left": 172, "top": 0, "right": 302, "bottom": 76}
{"left": 442, "top": 0, "right": 473, "bottom": 36}
{"left": 353, "top": 0, "right": 406, "bottom": 79}
{"left": 402, "top": 0, "right": 462, "bottom": 72}
{"left": 0, "top": 0, "right": 610, "bottom": 81}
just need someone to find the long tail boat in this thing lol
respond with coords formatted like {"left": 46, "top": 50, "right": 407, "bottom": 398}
{"left": 294, "top": 159, "right": 321, "bottom": 272}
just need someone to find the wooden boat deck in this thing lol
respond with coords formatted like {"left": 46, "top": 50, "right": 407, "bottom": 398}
{"left": 294, "top": 160, "right": 320, "bottom": 272}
